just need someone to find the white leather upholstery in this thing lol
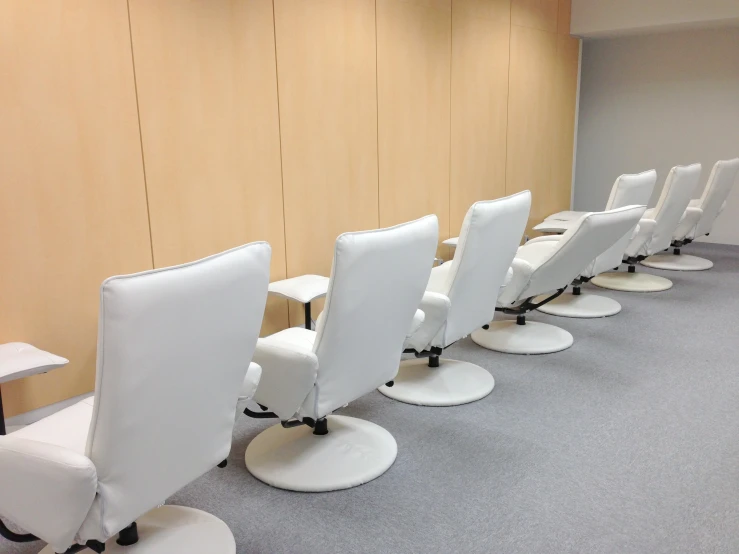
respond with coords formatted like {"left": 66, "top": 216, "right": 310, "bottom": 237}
{"left": 405, "top": 192, "right": 531, "bottom": 352}
{"left": 268, "top": 274, "right": 329, "bottom": 304}
{"left": 238, "top": 363, "right": 263, "bottom": 411}
{"left": 499, "top": 205, "right": 647, "bottom": 307}
{"left": 624, "top": 164, "right": 702, "bottom": 259}
{"left": 0, "top": 343, "right": 68, "bottom": 384}
{"left": 677, "top": 158, "right": 739, "bottom": 241}
{"left": 253, "top": 216, "right": 439, "bottom": 423}
{"left": 535, "top": 170, "right": 657, "bottom": 236}
{"left": 579, "top": 171, "right": 657, "bottom": 278}
{"left": 0, "top": 242, "right": 270, "bottom": 551}
{"left": 0, "top": 435, "right": 97, "bottom": 553}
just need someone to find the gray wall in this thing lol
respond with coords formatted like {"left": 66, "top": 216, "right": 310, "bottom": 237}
{"left": 573, "top": 27, "right": 739, "bottom": 245}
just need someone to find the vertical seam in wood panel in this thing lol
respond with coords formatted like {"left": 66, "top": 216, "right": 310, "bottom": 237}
{"left": 503, "top": 2, "right": 513, "bottom": 200}
{"left": 448, "top": 0, "right": 453, "bottom": 245}
{"left": 126, "top": 0, "right": 156, "bottom": 269}
{"left": 271, "top": 0, "right": 291, "bottom": 326}
{"left": 374, "top": 0, "right": 381, "bottom": 228}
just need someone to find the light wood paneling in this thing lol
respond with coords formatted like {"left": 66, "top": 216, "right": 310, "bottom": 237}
{"left": 450, "top": 0, "right": 511, "bottom": 236}
{"left": 557, "top": 0, "right": 571, "bottom": 34}
{"left": 128, "top": 0, "right": 289, "bottom": 335}
{"left": 376, "top": 0, "right": 452, "bottom": 249}
{"left": 0, "top": 0, "right": 153, "bottom": 417}
{"left": 550, "top": 35, "right": 580, "bottom": 213}
{"left": 274, "top": 0, "right": 379, "bottom": 326}
{"left": 505, "top": 25, "right": 558, "bottom": 232}
{"left": 511, "top": 0, "right": 559, "bottom": 32}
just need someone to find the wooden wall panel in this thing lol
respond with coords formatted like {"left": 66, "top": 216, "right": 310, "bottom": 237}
{"left": 505, "top": 25, "right": 559, "bottom": 232}
{"left": 511, "top": 0, "right": 559, "bottom": 32}
{"left": 274, "top": 0, "right": 379, "bottom": 326}
{"left": 450, "top": 0, "right": 511, "bottom": 236}
{"left": 557, "top": 0, "right": 572, "bottom": 34}
{"left": 550, "top": 35, "right": 580, "bottom": 213}
{"left": 376, "top": 0, "right": 452, "bottom": 249}
{"left": 0, "top": 0, "right": 153, "bottom": 417}
{"left": 128, "top": 0, "right": 289, "bottom": 335}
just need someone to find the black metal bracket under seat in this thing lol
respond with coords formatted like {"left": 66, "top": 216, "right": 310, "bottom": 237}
{"left": 495, "top": 287, "right": 567, "bottom": 317}
{"left": 1, "top": 519, "right": 106, "bottom": 553}
{"left": 0, "top": 519, "right": 38, "bottom": 543}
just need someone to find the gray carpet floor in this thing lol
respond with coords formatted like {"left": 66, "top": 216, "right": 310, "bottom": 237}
{"left": 6, "top": 242, "right": 739, "bottom": 554}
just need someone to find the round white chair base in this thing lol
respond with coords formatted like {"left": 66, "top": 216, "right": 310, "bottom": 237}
{"left": 39, "top": 506, "right": 235, "bottom": 554}
{"left": 471, "top": 321, "right": 573, "bottom": 355}
{"left": 535, "top": 292, "right": 621, "bottom": 318}
{"left": 244, "top": 415, "right": 397, "bottom": 492}
{"left": 590, "top": 271, "right": 673, "bottom": 292}
{"left": 377, "top": 358, "right": 494, "bottom": 406}
{"left": 641, "top": 253, "right": 713, "bottom": 271}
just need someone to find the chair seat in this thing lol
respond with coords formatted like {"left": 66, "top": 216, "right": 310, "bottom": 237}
{"left": 12, "top": 397, "right": 94, "bottom": 455}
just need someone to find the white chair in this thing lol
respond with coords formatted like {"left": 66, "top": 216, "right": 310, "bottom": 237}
{"left": 377, "top": 191, "right": 530, "bottom": 407}
{"left": 642, "top": 158, "right": 739, "bottom": 271}
{"left": 244, "top": 216, "right": 438, "bottom": 492}
{"left": 472, "top": 205, "right": 646, "bottom": 354}
{"left": 591, "top": 163, "right": 702, "bottom": 292}
{"left": 0, "top": 242, "right": 270, "bottom": 554}
{"left": 532, "top": 170, "right": 657, "bottom": 318}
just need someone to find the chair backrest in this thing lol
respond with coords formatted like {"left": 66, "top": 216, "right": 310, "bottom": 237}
{"left": 526, "top": 205, "right": 646, "bottom": 298}
{"left": 85, "top": 242, "right": 270, "bottom": 539}
{"left": 442, "top": 191, "right": 530, "bottom": 346}
{"left": 589, "top": 170, "right": 657, "bottom": 276}
{"left": 604, "top": 170, "right": 658, "bottom": 211}
{"left": 694, "top": 158, "right": 739, "bottom": 238}
{"left": 648, "top": 163, "right": 702, "bottom": 253}
{"left": 309, "top": 216, "right": 438, "bottom": 419}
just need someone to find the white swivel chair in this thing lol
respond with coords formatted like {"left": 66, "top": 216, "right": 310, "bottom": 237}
{"left": 472, "top": 205, "right": 646, "bottom": 354}
{"left": 0, "top": 242, "right": 270, "bottom": 554}
{"left": 591, "top": 163, "right": 702, "bottom": 292}
{"left": 244, "top": 216, "right": 438, "bottom": 493}
{"left": 642, "top": 158, "right": 739, "bottom": 271}
{"left": 377, "top": 191, "right": 530, "bottom": 406}
{"left": 532, "top": 170, "right": 657, "bottom": 318}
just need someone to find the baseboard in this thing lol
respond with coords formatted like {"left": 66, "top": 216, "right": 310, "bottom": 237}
{"left": 5, "top": 392, "right": 93, "bottom": 430}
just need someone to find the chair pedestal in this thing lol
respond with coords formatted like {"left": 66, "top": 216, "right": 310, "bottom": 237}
{"left": 378, "top": 358, "right": 495, "bottom": 407}
{"left": 471, "top": 320, "right": 573, "bottom": 354}
{"left": 641, "top": 253, "right": 713, "bottom": 271}
{"left": 535, "top": 292, "right": 621, "bottom": 318}
{"left": 39, "top": 506, "right": 235, "bottom": 554}
{"left": 245, "top": 415, "right": 396, "bottom": 492}
{"left": 590, "top": 270, "right": 672, "bottom": 292}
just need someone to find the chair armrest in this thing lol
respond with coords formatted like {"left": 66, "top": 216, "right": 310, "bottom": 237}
{"left": 267, "top": 275, "right": 329, "bottom": 304}
{"left": 673, "top": 206, "right": 703, "bottom": 242}
{"left": 236, "top": 362, "right": 263, "bottom": 416}
{"left": 525, "top": 235, "right": 563, "bottom": 245}
{"left": 0, "top": 436, "right": 97, "bottom": 553}
{"left": 497, "top": 258, "right": 534, "bottom": 306}
{"left": 251, "top": 339, "right": 319, "bottom": 421}
{"left": 624, "top": 218, "right": 656, "bottom": 259}
{"left": 404, "top": 291, "right": 451, "bottom": 352}
{"left": 426, "top": 262, "right": 452, "bottom": 295}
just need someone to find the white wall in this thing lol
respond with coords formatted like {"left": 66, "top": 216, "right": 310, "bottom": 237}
{"left": 572, "top": 0, "right": 739, "bottom": 37}
{"left": 573, "top": 27, "right": 739, "bottom": 245}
